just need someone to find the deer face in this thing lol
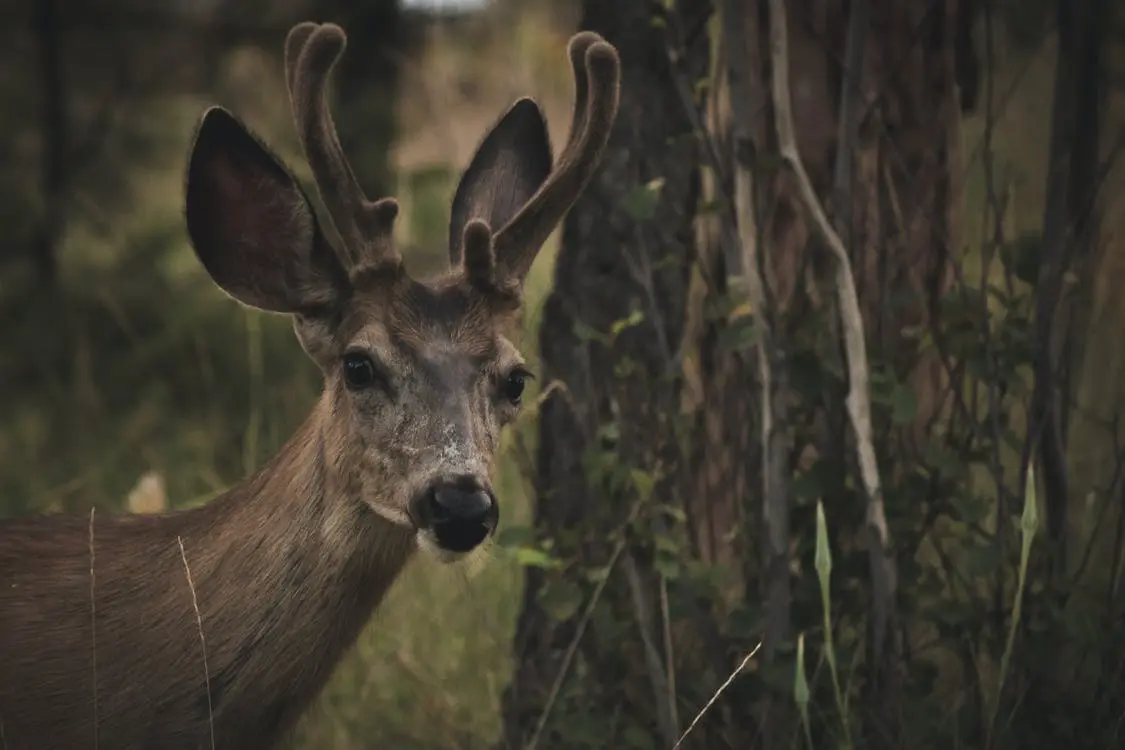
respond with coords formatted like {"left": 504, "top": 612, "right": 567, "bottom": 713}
{"left": 182, "top": 23, "right": 619, "bottom": 560}
{"left": 319, "top": 275, "right": 528, "bottom": 557}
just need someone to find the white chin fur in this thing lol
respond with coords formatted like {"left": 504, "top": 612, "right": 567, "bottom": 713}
{"left": 415, "top": 530, "right": 468, "bottom": 564}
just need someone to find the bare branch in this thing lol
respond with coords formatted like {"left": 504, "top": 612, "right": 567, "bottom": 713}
{"left": 88, "top": 508, "right": 98, "bottom": 750}
{"left": 766, "top": 0, "right": 886, "bottom": 565}
{"left": 722, "top": 0, "right": 791, "bottom": 668}
{"left": 766, "top": 0, "right": 898, "bottom": 740}
{"left": 177, "top": 537, "right": 215, "bottom": 750}
{"left": 622, "top": 552, "right": 678, "bottom": 746}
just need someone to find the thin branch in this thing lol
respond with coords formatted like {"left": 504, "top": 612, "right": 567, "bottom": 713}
{"left": 88, "top": 507, "right": 98, "bottom": 750}
{"left": 622, "top": 552, "right": 678, "bottom": 747}
{"left": 525, "top": 502, "right": 639, "bottom": 750}
{"left": 722, "top": 0, "right": 791, "bottom": 666}
{"left": 177, "top": 537, "right": 215, "bottom": 750}
{"left": 766, "top": 0, "right": 898, "bottom": 740}
{"left": 659, "top": 575, "right": 680, "bottom": 738}
{"left": 766, "top": 0, "right": 888, "bottom": 587}
{"left": 671, "top": 642, "right": 762, "bottom": 750}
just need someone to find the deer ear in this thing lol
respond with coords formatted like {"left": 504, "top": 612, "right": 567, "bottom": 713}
{"left": 185, "top": 106, "right": 348, "bottom": 314}
{"left": 447, "top": 98, "right": 553, "bottom": 266}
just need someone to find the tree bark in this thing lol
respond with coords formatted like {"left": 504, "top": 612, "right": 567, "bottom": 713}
{"left": 499, "top": 0, "right": 710, "bottom": 747}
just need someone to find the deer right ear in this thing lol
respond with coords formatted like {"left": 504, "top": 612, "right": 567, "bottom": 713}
{"left": 447, "top": 98, "right": 553, "bottom": 266}
{"left": 185, "top": 106, "right": 348, "bottom": 314}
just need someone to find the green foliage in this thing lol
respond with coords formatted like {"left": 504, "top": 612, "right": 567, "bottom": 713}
{"left": 621, "top": 177, "right": 666, "bottom": 221}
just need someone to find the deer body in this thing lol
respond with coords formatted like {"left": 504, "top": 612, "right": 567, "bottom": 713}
{"left": 0, "top": 20, "right": 619, "bottom": 750}
{"left": 2, "top": 403, "right": 415, "bottom": 749}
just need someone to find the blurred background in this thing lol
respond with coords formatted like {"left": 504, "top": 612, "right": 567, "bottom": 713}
{"left": 2, "top": 0, "right": 1125, "bottom": 748}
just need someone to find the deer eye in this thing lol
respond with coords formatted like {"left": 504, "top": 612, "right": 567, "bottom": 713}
{"left": 501, "top": 367, "right": 534, "bottom": 406}
{"left": 342, "top": 351, "right": 381, "bottom": 391}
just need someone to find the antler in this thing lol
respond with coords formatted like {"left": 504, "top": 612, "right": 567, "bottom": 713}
{"left": 284, "top": 22, "right": 399, "bottom": 272}
{"left": 489, "top": 32, "right": 621, "bottom": 285}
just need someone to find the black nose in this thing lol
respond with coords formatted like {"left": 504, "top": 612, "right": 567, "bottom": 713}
{"left": 421, "top": 478, "right": 498, "bottom": 553}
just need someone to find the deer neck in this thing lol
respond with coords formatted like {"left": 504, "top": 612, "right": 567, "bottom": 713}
{"left": 173, "top": 390, "right": 417, "bottom": 737}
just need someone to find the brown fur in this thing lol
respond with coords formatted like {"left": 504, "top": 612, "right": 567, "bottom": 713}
{"left": 0, "top": 21, "right": 620, "bottom": 750}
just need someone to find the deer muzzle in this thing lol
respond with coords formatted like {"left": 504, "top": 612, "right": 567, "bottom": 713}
{"left": 413, "top": 475, "right": 498, "bottom": 553}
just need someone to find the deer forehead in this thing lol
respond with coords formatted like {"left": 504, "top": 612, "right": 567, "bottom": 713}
{"left": 341, "top": 276, "right": 522, "bottom": 374}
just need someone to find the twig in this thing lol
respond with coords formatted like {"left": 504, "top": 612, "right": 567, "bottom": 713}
{"left": 622, "top": 553, "right": 678, "bottom": 746}
{"left": 722, "top": 0, "right": 791, "bottom": 664}
{"left": 88, "top": 507, "right": 98, "bottom": 750}
{"left": 766, "top": 0, "right": 891, "bottom": 622}
{"left": 671, "top": 642, "right": 762, "bottom": 749}
{"left": 177, "top": 537, "right": 216, "bottom": 750}
{"left": 659, "top": 576, "right": 680, "bottom": 738}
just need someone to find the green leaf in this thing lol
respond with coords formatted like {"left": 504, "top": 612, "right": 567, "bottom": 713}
{"left": 514, "top": 547, "right": 560, "bottom": 570}
{"left": 653, "top": 533, "right": 679, "bottom": 554}
{"left": 1021, "top": 463, "right": 1039, "bottom": 534}
{"left": 654, "top": 552, "right": 681, "bottom": 580}
{"left": 794, "top": 632, "right": 810, "bottom": 707}
{"left": 621, "top": 178, "right": 665, "bottom": 221}
{"left": 610, "top": 309, "right": 645, "bottom": 339}
{"left": 630, "top": 468, "right": 655, "bottom": 501}
{"left": 573, "top": 320, "right": 608, "bottom": 344}
{"left": 814, "top": 500, "right": 832, "bottom": 577}
{"left": 655, "top": 503, "right": 687, "bottom": 523}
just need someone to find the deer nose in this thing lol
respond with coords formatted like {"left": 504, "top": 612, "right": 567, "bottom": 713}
{"left": 422, "top": 478, "right": 498, "bottom": 553}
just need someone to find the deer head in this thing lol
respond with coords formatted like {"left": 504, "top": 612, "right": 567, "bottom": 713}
{"left": 184, "top": 23, "right": 621, "bottom": 560}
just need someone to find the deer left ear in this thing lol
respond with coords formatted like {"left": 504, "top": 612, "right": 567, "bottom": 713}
{"left": 185, "top": 106, "right": 348, "bottom": 314}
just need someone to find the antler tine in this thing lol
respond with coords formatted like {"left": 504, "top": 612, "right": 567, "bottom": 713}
{"left": 560, "top": 31, "right": 601, "bottom": 154}
{"left": 461, "top": 218, "right": 497, "bottom": 290}
{"left": 490, "top": 33, "right": 621, "bottom": 284}
{"left": 283, "top": 22, "right": 317, "bottom": 95}
{"left": 285, "top": 22, "right": 399, "bottom": 271}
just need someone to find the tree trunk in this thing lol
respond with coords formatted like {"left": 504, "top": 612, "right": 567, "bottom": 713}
{"left": 498, "top": 0, "right": 711, "bottom": 747}
{"left": 698, "top": 0, "right": 962, "bottom": 745}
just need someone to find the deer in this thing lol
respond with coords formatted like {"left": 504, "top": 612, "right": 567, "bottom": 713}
{"left": 0, "top": 20, "right": 620, "bottom": 750}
